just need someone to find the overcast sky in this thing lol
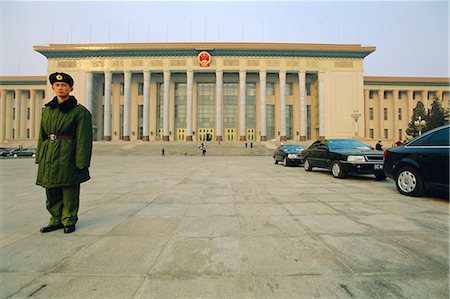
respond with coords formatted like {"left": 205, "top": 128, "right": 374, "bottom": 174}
{"left": 0, "top": 0, "right": 448, "bottom": 77}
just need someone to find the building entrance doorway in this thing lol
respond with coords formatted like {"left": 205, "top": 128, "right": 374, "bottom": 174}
{"left": 247, "top": 128, "right": 255, "bottom": 141}
{"left": 176, "top": 128, "right": 186, "bottom": 141}
{"left": 225, "top": 128, "right": 236, "bottom": 141}
{"left": 198, "top": 128, "right": 214, "bottom": 142}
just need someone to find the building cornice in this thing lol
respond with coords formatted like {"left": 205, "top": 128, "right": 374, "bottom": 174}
{"left": 364, "top": 76, "right": 450, "bottom": 87}
{"left": 33, "top": 42, "right": 376, "bottom": 59}
{"left": 0, "top": 76, "right": 47, "bottom": 86}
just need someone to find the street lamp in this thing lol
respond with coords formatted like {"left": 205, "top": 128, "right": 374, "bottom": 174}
{"left": 414, "top": 116, "right": 426, "bottom": 136}
{"left": 351, "top": 109, "right": 361, "bottom": 137}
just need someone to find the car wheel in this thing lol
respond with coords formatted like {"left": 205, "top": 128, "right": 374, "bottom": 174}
{"left": 395, "top": 167, "right": 424, "bottom": 196}
{"left": 331, "top": 161, "right": 346, "bottom": 178}
{"left": 304, "top": 159, "right": 313, "bottom": 171}
{"left": 284, "top": 158, "right": 289, "bottom": 167}
{"left": 274, "top": 158, "right": 278, "bottom": 164}
{"left": 13, "top": 154, "right": 17, "bottom": 158}
{"left": 375, "top": 172, "right": 386, "bottom": 180}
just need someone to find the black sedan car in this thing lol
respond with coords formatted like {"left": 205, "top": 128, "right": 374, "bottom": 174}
{"left": 384, "top": 124, "right": 449, "bottom": 197}
{"left": 9, "top": 147, "right": 37, "bottom": 158}
{"left": 300, "top": 139, "right": 386, "bottom": 179}
{"left": 273, "top": 144, "right": 305, "bottom": 166}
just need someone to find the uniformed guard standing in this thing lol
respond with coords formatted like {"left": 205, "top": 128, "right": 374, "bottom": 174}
{"left": 36, "top": 72, "right": 92, "bottom": 234}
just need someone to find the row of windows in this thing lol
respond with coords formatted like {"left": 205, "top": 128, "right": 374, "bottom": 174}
{"left": 3, "top": 90, "right": 45, "bottom": 99}
{"left": 369, "top": 128, "right": 403, "bottom": 140}
{"left": 368, "top": 90, "right": 443, "bottom": 100}
{"left": 368, "top": 107, "right": 403, "bottom": 121}
{"left": 106, "top": 82, "right": 304, "bottom": 97}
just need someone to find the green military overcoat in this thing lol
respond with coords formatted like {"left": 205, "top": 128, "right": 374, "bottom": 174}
{"left": 36, "top": 96, "right": 93, "bottom": 188}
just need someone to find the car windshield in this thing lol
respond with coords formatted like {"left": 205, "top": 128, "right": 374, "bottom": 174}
{"left": 283, "top": 145, "right": 304, "bottom": 153}
{"left": 328, "top": 140, "right": 371, "bottom": 151}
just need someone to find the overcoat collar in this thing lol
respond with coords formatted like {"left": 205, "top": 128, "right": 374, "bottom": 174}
{"left": 45, "top": 96, "right": 78, "bottom": 113}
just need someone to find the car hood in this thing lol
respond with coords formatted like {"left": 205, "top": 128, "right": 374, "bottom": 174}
{"left": 332, "top": 149, "right": 382, "bottom": 156}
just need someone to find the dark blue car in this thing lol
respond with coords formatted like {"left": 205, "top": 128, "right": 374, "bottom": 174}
{"left": 384, "top": 124, "right": 449, "bottom": 197}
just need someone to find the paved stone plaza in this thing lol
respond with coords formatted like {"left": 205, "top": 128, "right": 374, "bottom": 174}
{"left": 1, "top": 155, "right": 449, "bottom": 298}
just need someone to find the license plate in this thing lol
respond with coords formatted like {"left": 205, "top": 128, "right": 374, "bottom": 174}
{"left": 374, "top": 164, "right": 383, "bottom": 170}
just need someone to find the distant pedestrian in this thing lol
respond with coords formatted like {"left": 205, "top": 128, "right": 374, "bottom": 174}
{"left": 201, "top": 145, "right": 206, "bottom": 157}
{"left": 245, "top": 142, "right": 248, "bottom": 148}
{"left": 250, "top": 142, "right": 253, "bottom": 148}
{"left": 375, "top": 140, "right": 383, "bottom": 151}
{"left": 162, "top": 148, "right": 165, "bottom": 156}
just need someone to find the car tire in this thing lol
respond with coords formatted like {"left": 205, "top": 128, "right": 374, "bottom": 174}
{"left": 395, "top": 166, "right": 424, "bottom": 196}
{"left": 32, "top": 153, "right": 36, "bottom": 158}
{"left": 331, "top": 161, "right": 346, "bottom": 178}
{"left": 304, "top": 159, "right": 313, "bottom": 171}
{"left": 13, "top": 154, "right": 17, "bottom": 158}
{"left": 274, "top": 158, "right": 278, "bottom": 164}
{"left": 284, "top": 158, "right": 289, "bottom": 167}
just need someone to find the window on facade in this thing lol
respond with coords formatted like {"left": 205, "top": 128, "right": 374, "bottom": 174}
{"left": 27, "top": 108, "right": 30, "bottom": 120}
{"left": 369, "top": 108, "right": 374, "bottom": 120}
{"left": 369, "top": 90, "right": 374, "bottom": 99}
{"left": 384, "top": 108, "right": 388, "bottom": 120}
{"left": 413, "top": 91, "right": 421, "bottom": 100}
{"left": 384, "top": 129, "right": 388, "bottom": 139}
{"left": 138, "top": 105, "right": 143, "bottom": 139}
{"left": 266, "top": 104, "right": 275, "bottom": 140}
{"left": 383, "top": 91, "right": 388, "bottom": 100}
{"left": 138, "top": 83, "right": 144, "bottom": 96}
{"left": 120, "top": 83, "right": 124, "bottom": 96}
{"left": 286, "top": 105, "right": 293, "bottom": 140}
{"left": 306, "top": 82, "right": 311, "bottom": 96}
{"left": 27, "top": 129, "right": 30, "bottom": 138}
{"left": 266, "top": 83, "right": 275, "bottom": 96}
{"left": 175, "top": 83, "right": 187, "bottom": 129}
{"left": 398, "top": 108, "right": 402, "bottom": 120}
{"left": 246, "top": 83, "right": 256, "bottom": 129}
{"left": 286, "top": 83, "right": 293, "bottom": 96}
{"left": 12, "top": 129, "right": 15, "bottom": 139}
{"left": 399, "top": 129, "right": 402, "bottom": 141}
{"left": 369, "top": 129, "right": 374, "bottom": 139}
{"left": 12, "top": 108, "right": 15, "bottom": 120}
{"left": 224, "top": 83, "right": 238, "bottom": 129}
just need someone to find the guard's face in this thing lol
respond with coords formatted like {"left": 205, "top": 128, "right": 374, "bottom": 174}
{"left": 52, "top": 82, "right": 73, "bottom": 97}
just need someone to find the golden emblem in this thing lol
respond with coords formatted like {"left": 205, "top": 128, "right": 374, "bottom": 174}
{"left": 197, "top": 51, "right": 211, "bottom": 67}
{"left": 56, "top": 74, "right": 63, "bottom": 80}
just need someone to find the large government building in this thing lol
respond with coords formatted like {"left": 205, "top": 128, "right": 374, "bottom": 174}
{"left": 0, "top": 42, "right": 449, "bottom": 144}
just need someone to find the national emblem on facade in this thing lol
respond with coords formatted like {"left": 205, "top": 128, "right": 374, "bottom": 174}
{"left": 198, "top": 51, "right": 211, "bottom": 67}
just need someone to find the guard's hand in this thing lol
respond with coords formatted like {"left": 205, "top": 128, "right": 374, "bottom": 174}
{"left": 77, "top": 166, "right": 85, "bottom": 170}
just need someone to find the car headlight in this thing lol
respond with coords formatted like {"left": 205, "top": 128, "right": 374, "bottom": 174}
{"left": 347, "top": 155, "right": 365, "bottom": 162}
{"left": 287, "top": 154, "right": 297, "bottom": 159}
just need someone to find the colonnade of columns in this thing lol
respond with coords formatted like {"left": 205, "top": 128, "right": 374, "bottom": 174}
{"left": 87, "top": 69, "right": 323, "bottom": 142}
{"left": 0, "top": 89, "right": 45, "bottom": 143}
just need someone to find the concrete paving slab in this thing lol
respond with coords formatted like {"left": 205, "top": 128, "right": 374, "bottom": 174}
{"left": 296, "top": 215, "right": 370, "bottom": 234}
{"left": 107, "top": 216, "right": 182, "bottom": 237}
{"left": 243, "top": 236, "right": 349, "bottom": 275}
{"left": 51, "top": 236, "right": 168, "bottom": 275}
{"left": 134, "top": 275, "right": 254, "bottom": 299}
{"left": 151, "top": 237, "right": 249, "bottom": 275}
{"left": 282, "top": 202, "right": 339, "bottom": 215}
{"left": 0, "top": 273, "right": 37, "bottom": 299}
{"left": 355, "top": 213, "right": 425, "bottom": 232}
{"left": 11, "top": 274, "right": 143, "bottom": 299}
{"left": 239, "top": 215, "right": 308, "bottom": 237}
{"left": 185, "top": 203, "right": 236, "bottom": 216}
{"left": 175, "top": 216, "right": 241, "bottom": 237}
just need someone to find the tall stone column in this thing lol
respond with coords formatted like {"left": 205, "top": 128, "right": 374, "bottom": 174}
{"left": 0, "top": 90, "right": 6, "bottom": 142}
{"left": 239, "top": 70, "right": 246, "bottom": 141}
{"left": 393, "top": 90, "right": 399, "bottom": 141}
{"left": 364, "top": 89, "right": 370, "bottom": 139}
{"left": 123, "top": 71, "right": 131, "bottom": 141}
{"left": 163, "top": 70, "right": 171, "bottom": 141}
{"left": 318, "top": 72, "right": 325, "bottom": 139}
{"left": 85, "top": 72, "right": 94, "bottom": 113}
{"left": 14, "top": 89, "right": 21, "bottom": 139}
{"left": 259, "top": 71, "right": 267, "bottom": 141}
{"left": 378, "top": 89, "right": 384, "bottom": 139}
{"left": 103, "top": 71, "right": 112, "bottom": 141}
{"left": 215, "top": 69, "right": 223, "bottom": 141}
{"left": 406, "top": 90, "right": 413, "bottom": 123}
{"left": 143, "top": 71, "right": 151, "bottom": 141}
{"left": 299, "top": 71, "right": 307, "bottom": 141}
{"left": 279, "top": 70, "right": 287, "bottom": 141}
{"left": 29, "top": 90, "right": 37, "bottom": 139}
{"left": 186, "top": 70, "right": 193, "bottom": 141}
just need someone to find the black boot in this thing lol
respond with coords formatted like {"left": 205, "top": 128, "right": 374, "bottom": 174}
{"left": 40, "top": 223, "right": 64, "bottom": 233}
{"left": 64, "top": 225, "right": 76, "bottom": 234}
